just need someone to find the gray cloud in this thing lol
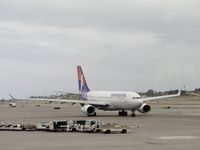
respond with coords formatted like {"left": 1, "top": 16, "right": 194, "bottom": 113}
{"left": 0, "top": 0, "right": 200, "bottom": 98}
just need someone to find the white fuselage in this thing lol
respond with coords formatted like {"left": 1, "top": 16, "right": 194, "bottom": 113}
{"left": 86, "top": 91, "right": 143, "bottom": 110}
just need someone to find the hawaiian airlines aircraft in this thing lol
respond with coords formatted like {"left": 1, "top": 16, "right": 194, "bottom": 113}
{"left": 22, "top": 66, "right": 181, "bottom": 117}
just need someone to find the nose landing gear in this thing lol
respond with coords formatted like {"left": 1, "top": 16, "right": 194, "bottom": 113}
{"left": 131, "top": 110, "right": 136, "bottom": 117}
{"left": 118, "top": 110, "right": 136, "bottom": 117}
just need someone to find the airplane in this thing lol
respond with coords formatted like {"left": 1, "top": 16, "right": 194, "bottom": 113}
{"left": 13, "top": 66, "right": 181, "bottom": 117}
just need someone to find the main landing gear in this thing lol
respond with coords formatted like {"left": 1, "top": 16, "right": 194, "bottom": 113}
{"left": 131, "top": 110, "right": 136, "bottom": 117}
{"left": 118, "top": 110, "right": 128, "bottom": 116}
{"left": 131, "top": 112, "right": 136, "bottom": 117}
{"left": 118, "top": 110, "right": 136, "bottom": 117}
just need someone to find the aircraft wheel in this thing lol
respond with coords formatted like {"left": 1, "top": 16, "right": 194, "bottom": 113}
{"left": 131, "top": 113, "right": 136, "bottom": 117}
{"left": 105, "top": 130, "right": 111, "bottom": 134}
{"left": 118, "top": 111, "right": 128, "bottom": 116}
{"left": 131, "top": 110, "right": 136, "bottom": 117}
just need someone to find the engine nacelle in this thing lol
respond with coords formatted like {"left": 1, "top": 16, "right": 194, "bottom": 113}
{"left": 81, "top": 105, "right": 96, "bottom": 116}
{"left": 137, "top": 103, "right": 151, "bottom": 113}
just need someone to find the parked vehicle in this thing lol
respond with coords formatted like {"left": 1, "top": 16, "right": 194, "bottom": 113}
{"left": 0, "top": 123, "right": 24, "bottom": 131}
{"left": 36, "top": 122, "right": 49, "bottom": 131}
{"left": 48, "top": 120, "right": 68, "bottom": 132}
{"left": 74, "top": 120, "right": 98, "bottom": 132}
{"left": 24, "top": 124, "right": 36, "bottom": 131}
{"left": 0, "top": 120, "right": 128, "bottom": 134}
{"left": 98, "top": 123, "right": 128, "bottom": 134}
{"left": 73, "top": 120, "right": 128, "bottom": 134}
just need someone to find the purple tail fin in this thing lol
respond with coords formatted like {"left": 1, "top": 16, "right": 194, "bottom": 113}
{"left": 77, "top": 66, "right": 90, "bottom": 96}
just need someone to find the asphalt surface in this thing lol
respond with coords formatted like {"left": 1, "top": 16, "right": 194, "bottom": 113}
{"left": 0, "top": 97, "right": 200, "bottom": 150}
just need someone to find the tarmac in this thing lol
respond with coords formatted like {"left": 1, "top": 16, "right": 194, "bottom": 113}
{"left": 0, "top": 96, "right": 200, "bottom": 150}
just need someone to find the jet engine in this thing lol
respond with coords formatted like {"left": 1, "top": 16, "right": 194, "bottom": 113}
{"left": 137, "top": 103, "right": 151, "bottom": 113}
{"left": 81, "top": 105, "right": 96, "bottom": 116}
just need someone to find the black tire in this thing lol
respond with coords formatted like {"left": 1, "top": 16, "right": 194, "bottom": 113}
{"left": 131, "top": 113, "right": 136, "bottom": 117}
{"left": 124, "top": 111, "right": 128, "bottom": 116}
{"left": 118, "top": 111, "right": 128, "bottom": 116}
{"left": 121, "top": 129, "right": 127, "bottom": 133}
{"left": 105, "top": 130, "right": 111, "bottom": 134}
{"left": 95, "top": 129, "right": 101, "bottom": 133}
{"left": 72, "top": 128, "right": 76, "bottom": 132}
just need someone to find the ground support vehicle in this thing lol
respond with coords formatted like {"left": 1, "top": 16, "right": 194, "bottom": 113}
{"left": 98, "top": 123, "right": 128, "bottom": 134}
{"left": 36, "top": 122, "right": 49, "bottom": 131}
{"left": 48, "top": 120, "right": 68, "bottom": 132}
{"left": 0, "top": 123, "right": 25, "bottom": 131}
{"left": 0, "top": 120, "right": 129, "bottom": 134}
{"left": 73, "top": 120, "right": 128, "bottom": 134}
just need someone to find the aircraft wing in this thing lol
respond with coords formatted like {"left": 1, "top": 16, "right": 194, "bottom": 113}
{"left": 142, "top": 91, "right": 181, "bottom": 102}
{"left": 16, "top": 97, "right": 110, "bottom": 107}
{"left": 55, "top": 91, "right": 81, "bottom": 96}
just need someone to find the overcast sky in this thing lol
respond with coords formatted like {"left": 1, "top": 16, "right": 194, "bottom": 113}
{"left": 0, "top": 0, "right": 200, "bottom": 98}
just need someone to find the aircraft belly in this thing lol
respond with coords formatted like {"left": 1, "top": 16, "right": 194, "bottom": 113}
{"left": 109, "top": 99, "right": 142, "bottom": 110}
{"left": 109, "top": 100, "right": 138, "bottom": 110}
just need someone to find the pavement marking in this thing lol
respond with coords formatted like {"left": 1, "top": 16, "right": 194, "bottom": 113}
{"left": 156, "top": 136, "right": 200, "bottom": 140}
